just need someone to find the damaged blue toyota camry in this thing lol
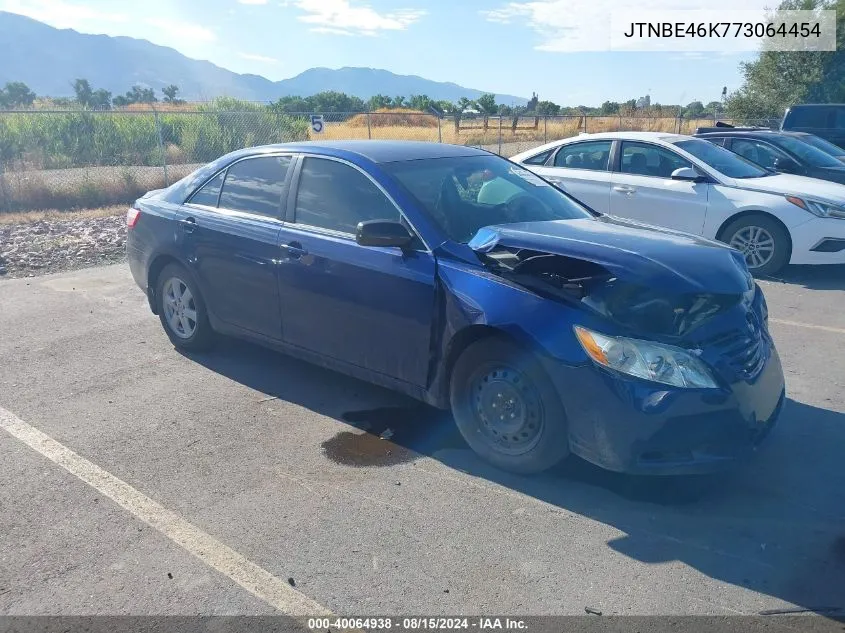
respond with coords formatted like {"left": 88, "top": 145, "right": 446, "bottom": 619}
{"left": 127, "top": 141, "right": 785, "bottom": 475}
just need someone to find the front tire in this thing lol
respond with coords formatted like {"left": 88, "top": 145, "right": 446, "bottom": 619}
{"left": 721, "top": 214, "right": 790, "bottom": 276}
{"left": 156, "top": 263, "right": 214, "bottom": 351}
{"left": 449, "top": 337, "right": 570, "bottom": 475}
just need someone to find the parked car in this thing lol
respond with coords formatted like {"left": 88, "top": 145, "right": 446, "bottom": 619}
{"left": 512, "top": 132, "right": 845, "bottom": 275}
{"left": 127, "top": 140, "right": 784, "bottom": 476}
{"left": 781, "top": 104, "right": 845, "bottom": 148}
{"left": 694, "top": 129, "right": 845, "bottom": 184}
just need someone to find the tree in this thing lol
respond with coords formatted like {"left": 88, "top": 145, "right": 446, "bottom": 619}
{"left": 535, "top": 100, "right": 560, "bottom": 116}
{"left": 112, "top": 84, "right": 157, "bottom": 107}
{"left": 456, "top": 96, "right": 474, "bottom": 113}
{"left": 705, "top": 101, "right": 722, "bottom": 115}
{"left": 475, "top": 93, "right": 497, "bottom": 114}
{"left": 307, "top": 91, "right": 365, "bottom": 113}
{"left": 391, "top": 95, "right": 406, "bottom": 108}
{"left": 368, "top": 94, "right": 391, "bottom": 110}
{"left": 408, "top": 94, "right": 433, "bottom": 111}
{"left": 162, "top": 84, "right": 183, "bottom": 104}
{"left": 636, "top": 95, "right": 651, "bottom": 109}
{"left": 726, "top": 0, "right": 845, "bottom": 119}
{"left": 0, "top": 81, "right": 36, "bottom": 108}
{"left": 526, "top": 92, "right": 539, "bottom": 113}
{"left": 600, "top": 101, "right": 620, "bottom": 115}
{"left": 91, "top": 89, "right": 112, "bottom": 109}
{"left": 73, "top": 78, "right": 93, "bottom": 106}
{"left": 684, "top": 101, "right": 705, "bottom": 118}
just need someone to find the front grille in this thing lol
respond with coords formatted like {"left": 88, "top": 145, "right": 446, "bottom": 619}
{"left": 695, "top": 312, "right": 767, "bottom": 380}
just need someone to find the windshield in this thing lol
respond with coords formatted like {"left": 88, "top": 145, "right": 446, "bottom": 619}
{"left": 384, "top": 155, "right": 593, "bottom": 243}
{"left": 673, "top": 138, "right": 769, "bottom": 179}
{"left": 797, "top": 134, "right": 845, "bottom": 157}
{"left": 771, "top": 135, "right": 844, "bottom": 168}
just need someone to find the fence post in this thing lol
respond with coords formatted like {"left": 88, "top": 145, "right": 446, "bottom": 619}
{"left": 498, "top": 116, "right": 502, "bottom": 155}
{"left": 366, "top": 112, "right": 372, "bottom": 140}
{"left": 543, "top": 116, "right": 547, "bottom": 144}
{"left": 437, "top": 116, "right": 442, "bottom": 143}
{"left": 152, "top": 106, "right": 168, "bottom": 187}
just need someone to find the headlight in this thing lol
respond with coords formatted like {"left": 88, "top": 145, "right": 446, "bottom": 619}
{"left": 786, "top": 196, "right": 845, "bottom": 219}
{"left": 574, "top": 326, "right": 718, "bottom": 389}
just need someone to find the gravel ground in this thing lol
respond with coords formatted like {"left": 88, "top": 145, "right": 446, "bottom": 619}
{"left": 0, "top": 215, "right": 126, "bottom": 279}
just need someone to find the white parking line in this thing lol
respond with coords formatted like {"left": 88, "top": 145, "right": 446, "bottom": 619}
{"left": 0, "top": 405, "right": 332, "bottom": 616}
{"left": 770, "top": 318, "right": 845, "bottom": 335}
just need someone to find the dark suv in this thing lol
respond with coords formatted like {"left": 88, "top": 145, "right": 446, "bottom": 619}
{"left": 781, "top": 104, "right": 845, "bottom": 149}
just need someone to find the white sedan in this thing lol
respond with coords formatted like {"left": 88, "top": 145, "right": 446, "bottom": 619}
{"left": 511, "top": 132, "right": 845, "bottom": 275}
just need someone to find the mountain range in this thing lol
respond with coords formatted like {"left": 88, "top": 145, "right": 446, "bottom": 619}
{"left": 0, "top": 12, "right": 527, "bottom": 105}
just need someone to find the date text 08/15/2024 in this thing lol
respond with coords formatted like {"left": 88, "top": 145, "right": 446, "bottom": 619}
{"left": 307, "top": 617, "right": 528, "bottom": 630}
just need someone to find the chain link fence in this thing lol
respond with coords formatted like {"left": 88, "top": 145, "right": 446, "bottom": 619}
{"left": 0, "top": 108, "right": 779, "bottom": 213}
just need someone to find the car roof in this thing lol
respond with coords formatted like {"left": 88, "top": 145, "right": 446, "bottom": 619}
{"left": 696, "top": 130, "right": 801, "bottom": 139}
{"left": 226, "top": 140, "right": 491, "bottom": 164}
{"left": 562, "top": 131, "right": 690, "bottom": 142}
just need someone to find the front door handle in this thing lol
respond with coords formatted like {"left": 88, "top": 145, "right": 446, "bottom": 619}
{"left": 613, "top": 185, "right": 636, "bottom": 194}
{"left": 179, "top": 217, "right": 197, "bottom": 233}
{"left": 281, "top": 241, "right": 307, "bottom": 259}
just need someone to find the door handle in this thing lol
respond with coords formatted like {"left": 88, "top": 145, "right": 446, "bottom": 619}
{"left": 613, "top": 185, "right": 636, "bottom": 194}
{"left": 179, "top": 217, "right": 197, "bottom": 233}
{"left": 281, "top": 241, "right": 307, "bottom": 259}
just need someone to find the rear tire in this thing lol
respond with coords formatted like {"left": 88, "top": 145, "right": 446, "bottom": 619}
{"left": 721, "top": 214, "right": 790, "bottom": 276}
{"left": 449, "top": 337, "right": 570, "bottom": 475}
{"left": 156, "top": 263, "right": 214, "bottom": 352}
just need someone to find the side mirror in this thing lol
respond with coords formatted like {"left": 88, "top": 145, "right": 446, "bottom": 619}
{"left": 671, "top": 167, "right": 706, "bottom": 182}
{"left": 773, "top": 156, "right": 800, "bottom": 173}
{"left": 355, "top": 219, "right": 414, "bottom": 248}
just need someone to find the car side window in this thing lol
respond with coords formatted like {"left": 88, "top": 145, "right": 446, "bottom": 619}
{"left": 218, "top": 155, "right": 292, "bottom": 217}
{"left": 294, "top": 157, "right": 399, "bottom": 234}
{"left": 731, "top": 139, "right": 785, "bottom": 170}
{"left": 553, "top": 141, "right": 612, "bottom": 171}
{"left": 789, "top": 107, "right": 829, "bottom": 128}
{"left": 188, "top": 171, "right": 224, "bottom": 207}
{"left": 833, "top": 108, "right": 845, "bottom": 130}
{"left": 620, "top": 142, "right": 692, "bottom": 178}
{"left": 523, "top": 149, "right": 553, "bottom": 165}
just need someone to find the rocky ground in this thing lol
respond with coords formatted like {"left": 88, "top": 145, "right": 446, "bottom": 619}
{"left": 0, "top": 214, "right": 126, "bottom": 279}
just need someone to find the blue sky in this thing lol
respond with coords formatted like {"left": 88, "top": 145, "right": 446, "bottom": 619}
{"left": 0, "top": 0, "right": 769, "bottom": 106}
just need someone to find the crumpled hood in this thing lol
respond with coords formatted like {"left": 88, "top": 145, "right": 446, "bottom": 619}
{"left": 733, "top": 173, "right": 845, "bottom": 204}
{"left": 468, "top": 216, "right": 752, "bottom": 295}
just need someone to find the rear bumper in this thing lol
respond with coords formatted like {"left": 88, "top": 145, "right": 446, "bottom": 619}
{"left": 545, "top": 347, "right": 785, "bottom": 476}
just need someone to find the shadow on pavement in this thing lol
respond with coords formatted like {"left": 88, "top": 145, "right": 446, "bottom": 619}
{"left": 182, "top": 338, "right": 845, "bottom": 616}
{"left": 761, "top": 264, "right": 845, "bottom": 290}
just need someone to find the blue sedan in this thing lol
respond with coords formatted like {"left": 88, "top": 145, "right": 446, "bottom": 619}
{"left": 126, "top": 141, "right": 785, "bottom": 475}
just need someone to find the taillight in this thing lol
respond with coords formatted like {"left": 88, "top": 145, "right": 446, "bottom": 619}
{"left": 126, "top": 207, "right": 141, "bottom": 228}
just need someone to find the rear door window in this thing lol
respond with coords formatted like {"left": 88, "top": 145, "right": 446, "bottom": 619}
{"left": 552, "top": 141, "right": 612, "bottom": 171}
{"left": 731, "top": 139, "right": 786, "bottom": 170}
{"left": 523, "top": 149, "right": 553, "bottom": 165}
{"left": 188, "top": 172, "right": 224, "bottom": 207}
{"left": 218, "top": 155, "right": 293, "bottom": 218}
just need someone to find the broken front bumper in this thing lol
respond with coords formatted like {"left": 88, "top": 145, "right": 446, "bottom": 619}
{"left": 543, "top": 347, "right": 785, "bottom": 475}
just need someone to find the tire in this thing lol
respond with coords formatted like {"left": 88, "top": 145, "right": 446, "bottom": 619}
{"left": 721, "top": 214, "right": 790, "bottom": 276}
{"left": 449, "top": 336, "right": 570, "bottom": 474}
{"left": 155, "top": 263, "right": 214, "bottom": 351}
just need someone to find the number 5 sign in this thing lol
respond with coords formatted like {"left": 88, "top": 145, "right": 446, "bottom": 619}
{"left": 310, "top": 115, "right": 324, "bottom": 133}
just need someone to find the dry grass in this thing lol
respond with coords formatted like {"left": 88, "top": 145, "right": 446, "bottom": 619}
{"left": 0, "top": 205, "right": 125, "bottom": 225}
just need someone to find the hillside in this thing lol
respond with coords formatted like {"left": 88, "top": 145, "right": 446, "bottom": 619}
{"left": 0, "top": 12, "right": 527, "bottom": 105}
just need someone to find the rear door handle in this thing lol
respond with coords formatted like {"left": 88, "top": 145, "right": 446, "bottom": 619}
{"left": 281, "top": 241, "right": 307, "bottom": 259}
{"left": 179, "top": 217, "right": 197, "bottom": 233}
{"left": 613, "top": 185, "right": 636, "bottom": 194}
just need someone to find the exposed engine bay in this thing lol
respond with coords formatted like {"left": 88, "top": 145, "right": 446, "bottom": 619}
{"left": 478, "top": 246, "right": 744, "bottom": 339}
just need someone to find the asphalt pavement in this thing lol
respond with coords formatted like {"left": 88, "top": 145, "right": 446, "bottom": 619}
{"left": 0, "top": 263, "right": 844, "bottom": 617}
